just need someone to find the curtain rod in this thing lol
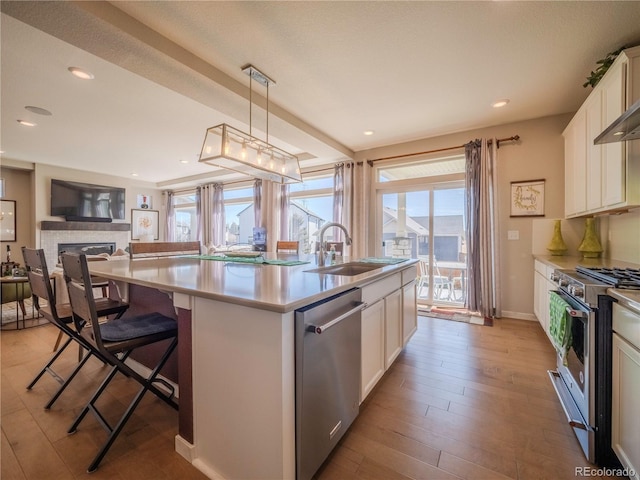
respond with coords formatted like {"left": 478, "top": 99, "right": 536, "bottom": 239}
{"left": 367, "top": 135, "right": 520, "bottom": 164}
{"left": 166, "top": 178, "right": 252, "bottom": 195}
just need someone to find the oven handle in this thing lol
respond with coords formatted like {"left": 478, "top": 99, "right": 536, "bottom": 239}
{"left": 565, "top": 306, "right": 588, "bottom": 319}
{"left": 553, "top": 290, "right": 590, "bottom": 319}
{"left": 547, "top": 370, "right": 593, "bottom": 432}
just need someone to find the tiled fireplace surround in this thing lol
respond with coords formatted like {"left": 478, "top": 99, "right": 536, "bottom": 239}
{"left": 40, "top": 221, "right": 130, "bottom": 268}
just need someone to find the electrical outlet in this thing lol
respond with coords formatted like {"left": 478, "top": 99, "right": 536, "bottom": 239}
{"left": 507, "top": 230, "right": 519, "bottom": 240}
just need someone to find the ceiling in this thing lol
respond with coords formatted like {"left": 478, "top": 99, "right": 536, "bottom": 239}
{"left": 2, "top": 1, "right": 640, "bottom": 188}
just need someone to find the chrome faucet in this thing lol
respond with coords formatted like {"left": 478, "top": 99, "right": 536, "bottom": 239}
{"left": 317, "top": 222, "right": 352, "bottom": 266}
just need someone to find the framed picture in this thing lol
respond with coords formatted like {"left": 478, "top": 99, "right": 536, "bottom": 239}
{"left": 510, "top": 179, "right": 545, "bottom": 217}
{"left": 0, "top": 200, "right": 16, "bottom": 242}
{"left": 131, "top": 209, "right": 159, "bottom": 240}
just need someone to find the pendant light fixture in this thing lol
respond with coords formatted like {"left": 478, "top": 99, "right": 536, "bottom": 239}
{"left": 199, "top": 65, "right": 302, "bottom": 183}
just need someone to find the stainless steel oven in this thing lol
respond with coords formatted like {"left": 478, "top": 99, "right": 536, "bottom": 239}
{"left": 548, "top": 287, "right": 595, "bottom": 461}
{"left": 548, "top": 266, "right": 640, "bottom": 467}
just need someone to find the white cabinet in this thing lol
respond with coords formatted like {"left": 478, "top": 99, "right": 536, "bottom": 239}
{"left": 402, "top": 280, "right": 417, "bottom": 346}
{"left": 360, "top": 265, "right": 418, "bottom": 403}
{"left": 563, "top": 46, "right": 640, "bottom": 217}
{"left": 564, "top": 108, "right": 587, "bottom": 216}
{"left": 361, "top": 298, "right": 385, "bottom": 402}
{"left": 533, "top": 260, "right": 555, "bottom": 343}
{"left": 612, "top": 333, "right": 640, "bottom": 480}
{"left": 384, "top": 288, "right": 403, "bottom": 368}
{"left": 612, "top": 303, "right": 640, "bottom": 480}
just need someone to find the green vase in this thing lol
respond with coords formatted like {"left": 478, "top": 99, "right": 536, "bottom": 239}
{"left": 546, "top": 220, "right": 568, "bottom": 256}
{"left": 578, "top": 217, "right": 603, "bottom": 258}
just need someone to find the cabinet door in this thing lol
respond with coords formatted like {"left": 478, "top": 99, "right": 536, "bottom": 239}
{"left": 402, "top": 280, "right": 417, "bottom": 346}
{"left": 384, "top": 289, "right": 403, "bottom": 369}
{"left": 585, "top": 92, "right": 603, "bottom": 211}
{"left": 361, "top": 299, "right": 385, "bottom": 403}
{"left": 612, "top": 333, "right": 640, "bottom": 480}
{"left": 564, "top": 109, "right": 587, "bottom": 217}
{"left": 601, "top": 60, "right": 627, "bottom": 207}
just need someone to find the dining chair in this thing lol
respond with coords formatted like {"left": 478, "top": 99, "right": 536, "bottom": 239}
{"left": 276, "top": 241, "right": 299, "bottom": 254}
{"left": 417, "top": 258, "right": 453, "bottom": 300}
{"left": 21, "top": 247, "right": 129, "bottom": 410}
{"left": 61, "top": 252, "right": 179, "bottom": 472}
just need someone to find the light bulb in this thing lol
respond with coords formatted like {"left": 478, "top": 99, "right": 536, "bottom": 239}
{"left": 224, "top": 140, "right": 230, "bottom": 155}
{"left": 241, "top": 142, "right": 247, "bottom": 160}
{"left": 257, "top": 150, "right": 262, "bottom": 165}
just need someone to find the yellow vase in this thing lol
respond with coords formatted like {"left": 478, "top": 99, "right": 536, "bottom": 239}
{"left": 546, "top": 220, "right": 568, "bottom": 256}
{"left": 578, "top": 217, "right": 603, "bottom": 258}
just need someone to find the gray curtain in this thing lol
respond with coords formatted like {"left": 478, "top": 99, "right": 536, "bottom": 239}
{"left": 199, "top": 183, "right": 225, "bottom": 247}
{"left": 164, "top": 191, "right": 175, "bottom": 242}
{"left": 195, "top": 186, "right": 202, "bottom": 243}
{"left": 464, "top": 138, "right": 501, "bottom": 318}
{"left": 332, "top": 163, "right": 345, "bottom": 242}
{"left": 253, "top": 179, "right": 262, "bottom": 227}
{"left": 279, "top": 183, "right": 290, "bottom": 241}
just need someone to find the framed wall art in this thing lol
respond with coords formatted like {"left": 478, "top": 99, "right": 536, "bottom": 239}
{"left": 510, "top": 179, "right": 545, "bottom": 217}
{"left": 0, "top": 200, "right": 16, "bottom": 242}
{"left": 131, "top": 209, "right": 159, "bottom": 240}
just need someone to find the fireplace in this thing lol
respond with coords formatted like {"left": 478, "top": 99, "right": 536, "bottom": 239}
{"left": 58, "top": 242, "right": 116, "bottom": 258}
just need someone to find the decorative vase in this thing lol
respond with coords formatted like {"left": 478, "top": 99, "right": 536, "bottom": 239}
{"left": 578, "top": 217, "right": 603, "bottom": 258}
{"left": 546, "top": 220, "right": 568, "bottom": 256}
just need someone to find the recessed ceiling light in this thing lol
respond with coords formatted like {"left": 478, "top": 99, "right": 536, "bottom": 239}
{"left": 25, "top": 106, "right": 52, "bottom": 116}
{"left": 180, "top": 159, "right": 189, "bottom": 164}
{"left": 68, "top": 67, "right": 95, "bottom": 80}
{"left": 363, "top": 130, "right": 374, "bottom": 136}
{"left": 492, "top": 99, "right": 510, "bottom": 108}
{"left": 17, "top": 119, "right": 37, "bottom": 127}
{"left": 131, "top": 173, "right": 139, "bottom": 177}
{"left": 613, "top": 131, "right": 625, "bottom": 136}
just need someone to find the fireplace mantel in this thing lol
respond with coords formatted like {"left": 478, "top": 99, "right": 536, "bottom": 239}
{"left": 41, "top": 221, "right": 130, "bottom": 231}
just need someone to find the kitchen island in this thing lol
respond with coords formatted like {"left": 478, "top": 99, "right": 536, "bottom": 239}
{"left": 87, "top": 253, "right": 418, "bottom": 480}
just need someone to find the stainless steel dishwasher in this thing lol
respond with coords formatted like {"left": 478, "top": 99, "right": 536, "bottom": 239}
{"left": 295, "top": 288, "right": 364, "bottom": 480}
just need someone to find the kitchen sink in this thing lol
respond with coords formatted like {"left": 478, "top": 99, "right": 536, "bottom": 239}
{"left": 304, "top": 262, "right": 384, "bottom": 276}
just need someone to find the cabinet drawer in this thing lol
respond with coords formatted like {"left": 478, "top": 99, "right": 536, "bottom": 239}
{"left": 401, "top": 265, "right": 417, "bottom": 286}
{"left": 613, "top": 303, "right": 640, "bottom": 350}
{"left": 362, "top": 273, "right": 401, "bottom": 305}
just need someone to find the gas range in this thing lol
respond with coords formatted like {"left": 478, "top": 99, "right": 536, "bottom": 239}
{"left": 551, "top": 266, "right": 640, "bottom": 308}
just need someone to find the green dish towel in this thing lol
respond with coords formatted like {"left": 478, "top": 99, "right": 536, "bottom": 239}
{"left": 549, "top": 291, "right": 572, "bottom": 365}
{"left": 358, "top": 257, "right": 409, "bottom": 265}
{"left": 191, "top": 255, "right": 309, "bottom": 267}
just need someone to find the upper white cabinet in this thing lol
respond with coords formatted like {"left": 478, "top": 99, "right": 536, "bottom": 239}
{"left": 563, "top": 46, "right": 640, "bottom": 217}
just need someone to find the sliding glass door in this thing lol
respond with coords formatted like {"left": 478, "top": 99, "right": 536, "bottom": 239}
{"left": 374, "top": 155, "right": 466, "bottom": 308}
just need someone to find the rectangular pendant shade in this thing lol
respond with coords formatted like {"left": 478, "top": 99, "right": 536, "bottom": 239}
{"left": 199, "top": 124, "right": 302, "bottom": 184}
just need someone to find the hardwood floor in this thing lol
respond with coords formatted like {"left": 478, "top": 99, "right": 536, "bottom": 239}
{"left": 317, "top": 316, "right": 622, "bottom": 480}
{"left": 1, "top": 316, "right": 621, "bottom": 479}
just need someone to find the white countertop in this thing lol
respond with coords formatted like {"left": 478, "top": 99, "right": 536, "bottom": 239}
{"left": 87, "top": 254, "right": 417, "bottom": 313}
{"left": 533, "top": 254, "right": 640, "bottom": 271}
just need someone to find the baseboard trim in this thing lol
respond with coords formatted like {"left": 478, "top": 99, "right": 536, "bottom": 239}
{"left": 501, "top": 310, "right": 537, "bottom": 321}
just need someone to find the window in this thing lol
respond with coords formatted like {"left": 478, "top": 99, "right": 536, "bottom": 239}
{"left": 224, "top": 186, "right": 254, "bottom": 245}
{"left": 173, "top": 193, "right": 197, "bottom": 242}
{"left": 171, "top": 173, "right": 336, "bottom": 250}
{"left": 289, "top": 173, "right": 334, "bottom": 254}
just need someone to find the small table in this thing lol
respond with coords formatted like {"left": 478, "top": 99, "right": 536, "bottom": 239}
{"left": 1, "top": 276, "right": 43, "bottom": 329}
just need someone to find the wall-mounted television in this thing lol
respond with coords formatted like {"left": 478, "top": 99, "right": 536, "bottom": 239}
{"left": 50, "top": 179, "right": 126, "bottom": 221}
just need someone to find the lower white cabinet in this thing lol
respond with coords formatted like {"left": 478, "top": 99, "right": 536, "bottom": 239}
{"left": 533, "top": 260, "right": 555, "bottom": 343}
{"left": 361, "top": 298, "right": 385, "bottom": 402}
{"left": 402, "top": 280, "right": 417, "bottom": 346}
{"left": 612, "top": 302, "right": 640, "bottom": 480}
{"left": 360, "top": 265, "right": 418, "bottom": 403}
{"left": 384, "top": 288, "right": 403, "bottom": 368}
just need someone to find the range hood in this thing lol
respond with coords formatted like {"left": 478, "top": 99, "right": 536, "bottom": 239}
{"left": 594, "top": 98, "right": 640, "bottom": 144}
